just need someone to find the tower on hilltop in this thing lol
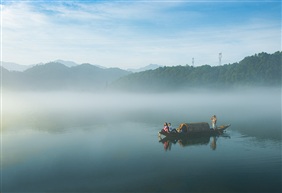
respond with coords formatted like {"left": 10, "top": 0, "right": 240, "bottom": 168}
{"left": 219, "top": 53, "right": 222, "bottom": 66}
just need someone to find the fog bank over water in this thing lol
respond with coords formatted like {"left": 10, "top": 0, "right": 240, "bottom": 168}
{"left": 2, "top": 87, "right": 281, "bottom": 140}
{"left": 2, "top": 87, "right": 281, "bottom": 193}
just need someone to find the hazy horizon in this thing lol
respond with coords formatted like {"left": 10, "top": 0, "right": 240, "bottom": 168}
{"left": 2, "top": 87, "right": 281, "bottom": 140}
{"left": 1, "top": 50, "right": 281, "bottom": 72}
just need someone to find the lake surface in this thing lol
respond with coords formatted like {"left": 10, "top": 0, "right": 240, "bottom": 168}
{"left": 1, "top": 88, "right": 281, "bottom": 192}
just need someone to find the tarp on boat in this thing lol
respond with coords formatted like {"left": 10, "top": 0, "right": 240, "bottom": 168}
{"left": 177, "top": 122, "right": 210, "bottom": 133}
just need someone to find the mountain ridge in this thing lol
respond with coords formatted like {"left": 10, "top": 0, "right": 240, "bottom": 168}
{"left": 127, "top": 64, "right": 162, "bottom": 72}
{"left": 111, "top": 51, "right": 281, "bottom": 91}
{"left": 2, "top": 62, "right": 131, "bottom": 91}
{"left": 1, "top": 60, "right": 157, "bottom": 72}
{"left": 2, "top": 51, "right": 281, "bottom": 92}
{"left": 1, "top": 61, "right": 33, "bottom": 72}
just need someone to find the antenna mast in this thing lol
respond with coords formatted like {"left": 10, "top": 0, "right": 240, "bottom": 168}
{"left": 219, "top": 53, "right": 222, "bottom": 66}
{"left": 192, "top": 57, "right": 194, "bottom": 66}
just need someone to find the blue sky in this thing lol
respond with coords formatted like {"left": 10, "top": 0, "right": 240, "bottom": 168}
{"left": 1, "top": 0, "right": 281, "bottom": 69}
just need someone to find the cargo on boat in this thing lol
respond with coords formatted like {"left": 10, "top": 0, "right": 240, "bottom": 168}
{"left": 158, "top": 122, "right": 230, "bottom": 138}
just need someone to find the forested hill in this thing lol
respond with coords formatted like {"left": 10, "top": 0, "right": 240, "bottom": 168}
{"left": 2, "top": 51, "right": 281, "bottom": 92}
{"left": 2, "top": 62, "right": 131, "bottom": 91}
{"left": 111, "top": 51, "right": 281, "bottom": 91}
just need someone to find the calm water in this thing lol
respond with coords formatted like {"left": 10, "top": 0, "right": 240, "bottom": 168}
{"left": 1, "top": 89, "right": 281, "bottom": 192}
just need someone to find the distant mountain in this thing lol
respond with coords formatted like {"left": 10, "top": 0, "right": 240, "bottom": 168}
{"left": 127, "top": 64, "right": 162, "bottom": 72}
{"left": 1, "top": 61, "right": 32, "bottom": 72}
{"left": 3, "top": 52, "right": 281, "bottom": 92}
{"left": 80, "top": 63, "right": 107, "bottom": 69}
{"left": 111, "top": 51, "right": 282, "bottom": 91}
{"left": 52, "top": 60, "right": 107, "bottom": 69}
{"left": 2, "top": 62, "right": 131, "bottom": 91}
{"left": 53, "top": 59, "right": 78, "bottom": 67}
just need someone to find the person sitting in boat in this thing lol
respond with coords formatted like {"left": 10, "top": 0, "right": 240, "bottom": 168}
{"left": 162, "top": 122, "right": 170, "bottom": 133}
{"left": 168, "top": 123, "right": 178, "bottom": 133}
{"left": 210, "top": 115, "right": 217, "bottom": 130}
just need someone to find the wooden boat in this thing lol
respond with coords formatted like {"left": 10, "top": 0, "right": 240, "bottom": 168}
{"left": 159, "top": 123, "right": 230, "bottom": 138}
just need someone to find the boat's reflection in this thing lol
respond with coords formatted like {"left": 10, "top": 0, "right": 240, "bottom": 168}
{"left": 159, "top": 133, "right": 230, "bottom": 151}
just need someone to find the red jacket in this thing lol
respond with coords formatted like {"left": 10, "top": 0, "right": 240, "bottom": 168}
{"left": 163, "top": 126, "right": 169, "bottom": 133}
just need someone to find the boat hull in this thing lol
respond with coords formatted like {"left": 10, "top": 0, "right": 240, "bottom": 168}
{"left": 159, "top": 124, "right": 230, "bottom": 138}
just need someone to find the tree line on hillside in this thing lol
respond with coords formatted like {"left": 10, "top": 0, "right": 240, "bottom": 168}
{"left": 1, "top": 51, "right": 281, "bottom": 91}
{"left": 111, "top": 51, "right": 281, "bottom": 91}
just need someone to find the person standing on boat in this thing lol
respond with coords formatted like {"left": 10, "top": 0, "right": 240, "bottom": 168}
{"left": 211, "top": 115, "right": 217, "bottom": 129}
